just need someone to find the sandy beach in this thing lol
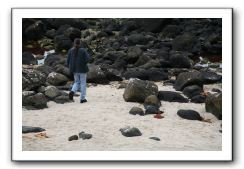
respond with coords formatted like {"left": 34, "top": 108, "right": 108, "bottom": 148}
{"left": 22, "top": 82, "right": 222, "bottom": 151}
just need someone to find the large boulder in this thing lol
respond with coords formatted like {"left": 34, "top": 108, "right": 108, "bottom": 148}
{"left": 135, "top": 18, "right": 173, "bottom": 33}
{"left": 174, "top": 71, "right": 203, "bottom": 91}
{"left": 169, "top": 51, "right": 192, "bottom": 68}
{"left": 22, "top": 91, "right": 47, "bottom": 109}
{"left": 183, "top": 85, "right": 203, "bottom": 98}
{"left": 177, "top": 109, "right": 203, "bottom": 121}
{"left": 44, "top": 86, "right": 61, "bottom": 99}
{"left": 126, "top": 46, "right": 143, "bottom": 64}
{"left": 22, "top": 52, "right": 37, "bottom": 65}
{"left": 87, "top": 65, "right": 109, "bottom": 84}
{"left": 158, "top": 91, "right": 188, "bottom": 103}
{"left": 46, "top": 72, "right": 68, "bottom": 86}
{"left": 24, "top": 20, "right": 45, "bottom": 40}
{"left": 64, "top": 27, "right": 81, "bottom": 41}
{"left": 123, "top": 78, "right": 158, "bottom": 103}
{"left": 127, "top": 33, "right": 147, "bottom": 45}
{"left": 35, "top": 65, "right": 54, "bottom": 77}
{"left": 161, "top": 25, "right": 181, "bottom": 38}
{"left": 205, "top": 93, "right": 222, "bottom": 120}
{"left": 172, "top": 33, "right": 201, "bottom": 54}
{"left": 54, "top": 35, "right": 72, "bottom": 52}
{"left": 44, "top": 53, "right": 66, "bottom": 67}
{"left": 22, "top": 68, "right": 46, "bottom": 91}
{"left": 174, "top": 71, "right": 222, "bottom": 91}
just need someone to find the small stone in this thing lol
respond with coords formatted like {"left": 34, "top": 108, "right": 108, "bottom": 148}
{"left": 120, "top": 126, "right": 142, "bottom": 137}
{"left": 79, "top": 132, "right": 92, "bottom": 140}
{"left": 149, "top": 137, "right": 161, "bottom": 141}
{"left": 129, "top": 107, "right": 144, "bottom": 116}
{"left": 68, "top": 135, "right": 78, "bottom": 141}
{"left": 145, "top": 105, "right": 159, "bottom": 115}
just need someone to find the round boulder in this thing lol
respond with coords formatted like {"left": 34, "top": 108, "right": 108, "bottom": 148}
{"left": 47, "top": 72, "right": 68, "bottom": 86}
{"left": 129, "top": 107, "right": 144, "bottom": 116}
{"left": 119, "top": 126, "right": 142, "bottom": 137}
{"left": 177, "top": 109, "right": 203, "bottom": 121}
{"left": 183, "top": 85, "right": 203, "bottom": 98}
{"left": 144, "top": 95, "right": 161, "bottom": 108}
{"left": 123, "top": 78, "right": 158, "bottom": 103}
{"left": 44, "top": 86, "right": 61, "bottom": 99}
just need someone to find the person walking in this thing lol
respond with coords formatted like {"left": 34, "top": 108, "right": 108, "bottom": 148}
{"left": 67, "top": 38, "right": 91, "bottom": 103}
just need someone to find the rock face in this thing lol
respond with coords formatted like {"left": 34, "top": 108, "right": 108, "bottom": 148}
{"left": 22, "top": 68, "right": 46, "bottom": 91}
{"left": 78, "top": 132, "right": 92, "bottom": 140}
{"left": 119, "top": 126, "right": 142, "bottom": 137}
{"left": 183, "top": 85, "right": 203, "bottom": 98}
{"left": 123, "top": 78, "right": 158, "bottom": 103}
{"left": 22, "top": 91, "right": 47, "bottom": 109}
{"left": 129, "top": 107, "right": 144, "bottom": 116}
{"left": 158, "top": 91, "right": 188, "bottom": 103}
{"left": 144, "top": 95, "right": 161, "bottom": 108}
{"left": 205, "top": 93, "right": 222, "bottom": 120}
{"left": 22, "top": 126, "right": 46, "bottom": 133}
{"left": 177, "top": 109, "right": 203, "bottom": 121}
{"left": 22, "top": 52, "right": 37, "bottom": 65}
{"left": 46, "top": 72, "right": 68, "bottom": 86}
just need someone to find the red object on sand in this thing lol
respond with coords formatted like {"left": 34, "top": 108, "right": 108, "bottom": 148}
{"left": 154, "top": 114, "right": 164, "bottom": 119}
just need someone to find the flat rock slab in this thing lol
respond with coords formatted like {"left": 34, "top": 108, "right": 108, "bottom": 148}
{"left": 22, "top": 126, "right": 46, "bottom": 133}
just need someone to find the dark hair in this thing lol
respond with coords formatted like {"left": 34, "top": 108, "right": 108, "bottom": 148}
{"left": 73, "top": 38, "right": 80, "bottom": 58}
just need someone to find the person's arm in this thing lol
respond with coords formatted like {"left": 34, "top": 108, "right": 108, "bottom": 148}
{"left": 83, "top": 49, "right": 92, "bottom": 63}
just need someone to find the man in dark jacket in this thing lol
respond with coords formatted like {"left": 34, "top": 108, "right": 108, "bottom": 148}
{"left": 67, "top": 38, "right": 91, "bottom": 103}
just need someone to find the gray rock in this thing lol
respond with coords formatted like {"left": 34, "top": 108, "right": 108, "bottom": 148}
{"left": 169, "top": 51, "right": 192, "bottom": 68}
{"left": 44, "top": 86, "right": 61, "bottom": 99}
{"left": 87, "top": 65, "right": 109, "bottom": 84}
{"left": 120, "top": 126, "right": 142, "bottom": 137}
{"left": 78, "top": 132, "right": 92, "bottom": 140}
{"left": 22, "top": 126, "right": 46, "bottom": 133}
{"left": 123, "top": 78, "right": 158, "bottom": 103}
{"left": 129, "top": 107, "right": 144, "bottom": 116}
{"left": 22, "top": 92, "right": 48, "bottom": 109}
{"left": 205, "top": 93, "right": 222, "bottom": 120}
{"left": 46, "top": 72, "right": 68, "bottom": 86}
{"left": 22, "top": 68, "right": 46, "bottom": 91}
{"left": 54, "top": 92, "right": 71, "bottom": 104}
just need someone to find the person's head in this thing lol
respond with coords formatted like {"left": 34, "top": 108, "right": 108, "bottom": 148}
{"left": 74, "top": 38, "right": 81, "bottom": 48}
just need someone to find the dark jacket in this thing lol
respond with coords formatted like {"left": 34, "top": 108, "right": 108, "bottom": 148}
{"left": 67, "top": 47, "right": 91, "bottom": 73}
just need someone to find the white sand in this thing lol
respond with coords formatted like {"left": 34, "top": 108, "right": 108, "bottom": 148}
{"left": 22, "top": 82, "right": 222, "bottom": 151}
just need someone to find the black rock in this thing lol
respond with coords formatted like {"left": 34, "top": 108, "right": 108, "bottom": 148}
{"left": 158, "top": 91, "right": 188, "bottom": 103}
{"left": 172, "top": 33, "right": 201, "bottom": 54}
{"left": 205, "top": 93, "right": 222, "bottom": 120}
{"left": 24, "top": 20, "right": 45, "bottom": 40}
{"left": 174, "top": 71, "right": 203, "bottom": 91}
{"left": 54, "top": 35, "right": 72, "bottom": 52}
{"left": 177, "top": 109, "right": 203, "bottom": 121}
{"left": 169, "top": 51, "right": 192, "bottom": 68}
{"left": 120, "top": 126, "right": 142, "bottom": 137}
{"left": 149, "top": 137, "right": 161, "bottom": 141}
{"left": 22, "top": 126, "right": 46, "bottom": 133}
{"left": 129, "top": 107, "right": 144, "bottom": 116}
{"left": 183, "top": 85, "right": 203, "bottom": 98}
{"left": 68, "top": 135, "right": 79, "bottom": 141}
{"left": 79, "top": 132, "right": 92, "bottom": 140}
{"left": 199, "top": 71, "right": 222, "bottom": 84}
{"left": 191, "top": 95, "right": 206, "bottom": 103}
{"left": 127, "top": 33, "right": 147, "bottom": 45}
{"left": 145, "top": 105, "right": 159, "bottom": 115}
{"left": 22, "top": 52, "right": 37, "bottom": 65}
{"left": 22, "top": 92, "right": 48, "bottom": 109}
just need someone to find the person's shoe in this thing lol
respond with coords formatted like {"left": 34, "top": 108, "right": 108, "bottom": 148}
{"left": 69, "top": 91, "right": 74, "bottom": 100}
{"left": 80, "top": 99, "right": 87, "bottom": 103}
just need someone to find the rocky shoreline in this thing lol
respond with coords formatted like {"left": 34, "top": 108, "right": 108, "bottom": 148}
{"left": 22, "top": 18, "right": 222, "bottom": 150}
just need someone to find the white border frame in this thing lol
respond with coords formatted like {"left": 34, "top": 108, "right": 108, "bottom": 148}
{"left": 12, "top": 8, "right": 232, "bottom": 161}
